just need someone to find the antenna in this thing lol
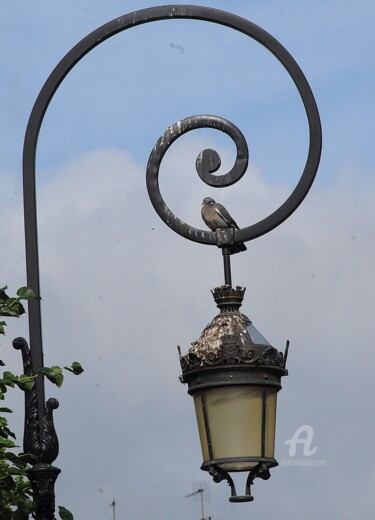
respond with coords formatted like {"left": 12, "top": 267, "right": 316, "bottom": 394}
{"left": 185, "top": 487, "right": 212, "bottom": 520}
{"left": 110, "top": 498, "right": 116, "bottom": 520}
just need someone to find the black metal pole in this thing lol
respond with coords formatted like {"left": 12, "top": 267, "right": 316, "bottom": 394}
{"left": 222, "top": 248, "right": 232, "bottom": 286}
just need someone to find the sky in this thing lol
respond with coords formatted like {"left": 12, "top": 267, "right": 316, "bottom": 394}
{"left": 1, "top": 1, "right": 375, "bottom": 519}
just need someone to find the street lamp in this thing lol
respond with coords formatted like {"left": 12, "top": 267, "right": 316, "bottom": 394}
{"left": 14, "top": 5, "right": 321, "bottom": 518}
{"left": 179, "top": 285, "right": 288, "bottom": 502}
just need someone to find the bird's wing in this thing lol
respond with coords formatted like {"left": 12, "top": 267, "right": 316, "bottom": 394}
{"left": 214, "top": 204, "right": 239, "bottom": 229}
{"left": 201, "top": 205, "right": 216, "bottom": 231}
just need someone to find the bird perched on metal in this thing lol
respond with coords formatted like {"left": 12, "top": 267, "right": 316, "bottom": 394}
{"left": 201, "top": 197, "right": 247, "bottom": 252}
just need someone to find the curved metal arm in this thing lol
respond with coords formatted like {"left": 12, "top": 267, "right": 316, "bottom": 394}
{"left": 23, "top": 5, "right": 321, "bottom": 387}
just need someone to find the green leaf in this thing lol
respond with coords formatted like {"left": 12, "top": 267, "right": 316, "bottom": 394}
{"left": 0, "top": 321, "right": 6, "bottom": 335}
{"left": 0, "top": 423, "right": 16, "bottom": 440}
{"left": 50, "top": 366, "right": 63, "bottom": 374}
{"left": 58, "top": 505, "right": 74, "bottom": 520}
{"left": 0, "top": 303, "right": 24, "bottom": 317}
{"left": 64, "top": 362, "right": 84, "bottom": 375}
{"left": 0, "top": 407, "right": 12, "bottom": 413}
{"left": 15, "top": 376, "right": 34, "bottom": 392}
{"left": 53, "top": 373, "right": 64, "bottom": 388}
{"left": 7, "top": 466, "right": 24, "bottom": 476}
{"left": 0, "top": 383, "right": 8, "bottom": 394}
{"left": 38, "top": 367, "right": 51, "bottom": 376}
{"left": 3, "top": 371, "right": 17, "bottom": 382}
{"left": 17, "top": 499, "right": 36, "bottom": 516}
{"left": 39, "top": 367, "right": 64, "bottom": 388}
{"left": 3, "top": 298, "right": 25, "bottom": 316}
{"left": 16, "top": 287, "right": 41, "bottom": 301}
{"left": 0, "top": 287, "right": 9, "bottom": 301}
{"left": 2, "top": 372, "right": 15, "bottom": 388}
{"left": 5, "top": 452, "right": 18, "bottom": 461}
{"left": 0, "top": 438, "right": 16, "bottom": 448}
{"left": 53, "top": 368, "right": 63, "bottom": 387}
{"left": 5, "top": 451, "right": 32, "bottom": 469}
{"left": 0, "top": 474, "right": 16, "bottom": 491}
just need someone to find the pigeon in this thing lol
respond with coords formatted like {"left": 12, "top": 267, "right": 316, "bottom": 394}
{"left": 201, "top": 197, "right": 247, "bottom": 252}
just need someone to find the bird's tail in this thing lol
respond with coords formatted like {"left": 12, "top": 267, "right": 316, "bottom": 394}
{"left": 229, "top": 242, "right": 247, "bottom": 254}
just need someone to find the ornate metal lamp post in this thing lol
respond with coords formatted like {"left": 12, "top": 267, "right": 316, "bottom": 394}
{"left": 15, "top": 5, "right": 321, "bottom": 518}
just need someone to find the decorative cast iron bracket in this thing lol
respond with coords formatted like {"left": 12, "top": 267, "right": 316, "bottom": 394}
{"left": 13, "top": 337, "right": 60, "bottom": 519}
{"left": 207, "top": 460, "right": 273, "bottom": 502}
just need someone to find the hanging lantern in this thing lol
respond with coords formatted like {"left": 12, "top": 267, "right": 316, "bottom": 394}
{"left": 179, "top": 285, "right": 288, "bottom": 502}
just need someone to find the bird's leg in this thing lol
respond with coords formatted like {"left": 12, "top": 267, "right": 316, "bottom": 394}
{"left": 222, "top": 247, "right": 232, "bottom": 286}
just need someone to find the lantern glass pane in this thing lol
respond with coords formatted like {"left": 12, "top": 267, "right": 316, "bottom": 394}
{"left": 245, "top": 321, "right": 271, "bottom": 345}
{"left": 265, "top": 388, "right": 277, "bottom": 458}
{"left": 194, "top": 393, "right": 210, "bottom": 462}
{"left": 195, "top": 386, "right": 263, "bottom": 470}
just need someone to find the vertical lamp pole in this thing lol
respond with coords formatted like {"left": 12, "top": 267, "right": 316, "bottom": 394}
{"left": 15, "top": 5, "right": 321, "bottom": 518}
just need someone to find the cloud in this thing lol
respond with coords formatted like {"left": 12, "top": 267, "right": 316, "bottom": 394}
{"left": 1, "top": 142, "right": 372, "bottom": 518}
{"left": 1, "top": 1, "right": 375, "bottom": 517}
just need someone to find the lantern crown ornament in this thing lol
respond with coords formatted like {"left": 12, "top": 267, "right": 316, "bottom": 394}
{"left": 178, "top": 285, "right": 288, "bottom": 502}
{"left": 179, "top": 285, "right": 287, "bottom": 373}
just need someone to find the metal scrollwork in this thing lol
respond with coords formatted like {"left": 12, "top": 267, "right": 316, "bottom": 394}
{"left": 179, "top": 341, "right": 287, "bottom": 373}
{"left": 146, "top": 100, "right": 321, "bottom": 248}
{"left": 13, "top": 337, "right": 60, "bottom": 464}
{"left": 142, "top": 9, "right": 321, "bottom": 249}
{"left": 146, "top": 114, "right": 248, "bottom": 247}
{"left": 203, "top": 460, "right": 275, "bottom": 503}
{"left": 150, "top": 114, "right": 249, "bottom": 187}
{"left": 13, "top": 337, "right": 60, "bottom": 520}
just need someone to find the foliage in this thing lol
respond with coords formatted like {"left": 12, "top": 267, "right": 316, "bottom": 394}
{"left": 0, "top": 286, "right": 82, "bottom": 519}
{"left": 0, "top": 286, "right": 38, "bottom": 336}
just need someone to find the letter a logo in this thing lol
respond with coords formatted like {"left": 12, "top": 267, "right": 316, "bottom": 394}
{"left": 285, "top": 425, "right": 317, "bottom": 457}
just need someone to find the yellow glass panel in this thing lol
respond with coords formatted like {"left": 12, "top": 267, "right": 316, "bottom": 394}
{"left": 193, "top": 393, "right": 210, "bottom": 462}
{"left": 205, "top": 386, "right": 263, "bottom": 462}
{"left": 265, "top": 389, "right": 277, "bottom": 458}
